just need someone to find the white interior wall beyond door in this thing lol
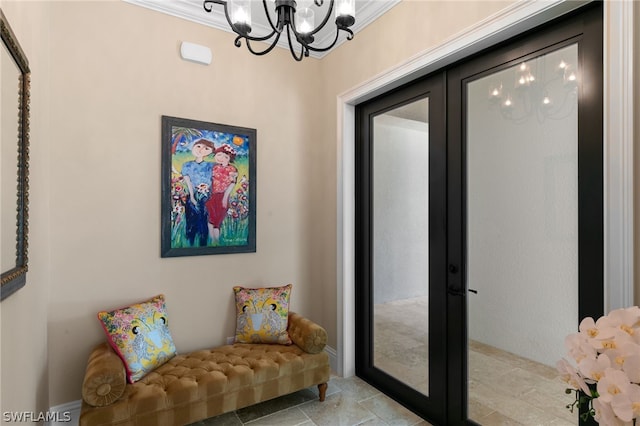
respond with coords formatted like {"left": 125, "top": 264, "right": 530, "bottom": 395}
{"left": 466, "top": 45, "right": 579, "bottom": 367}
{"left": 372, "top": 115, "right": 429, "bottom": 305}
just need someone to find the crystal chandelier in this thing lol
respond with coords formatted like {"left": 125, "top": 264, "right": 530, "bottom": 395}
{"left": 203, "top": 0, "right": 356, "bottom": 61}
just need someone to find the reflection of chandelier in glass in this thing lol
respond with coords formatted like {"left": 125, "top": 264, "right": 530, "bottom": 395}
{"left": 488, "top": 59, "right": 578, "bottom": 124}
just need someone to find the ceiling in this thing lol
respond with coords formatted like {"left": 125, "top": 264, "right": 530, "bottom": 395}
{"left": 124, "top": 0, "right": 401, "bottom": 59}
{"left": 386, "top": 99, "right": 429, "bottom": 123}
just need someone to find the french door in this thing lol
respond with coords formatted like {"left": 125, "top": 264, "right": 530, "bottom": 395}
{"left": 355, "top": 73, "right": 447, "bottom": 423}
{"left": 355, "top": 3, "right": 602, "bottom": 425}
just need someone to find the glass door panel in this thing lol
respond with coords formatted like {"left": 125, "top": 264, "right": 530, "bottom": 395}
{"left": 466, "top": 44, "right": 579, "bottom": 424}
{"left": 372, "top": 98, "right": 430, "bottom": 396}
{"left": 356, "top": 73, "right": 447, "bottom": 424}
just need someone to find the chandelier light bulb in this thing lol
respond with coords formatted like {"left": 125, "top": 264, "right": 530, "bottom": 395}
{"left": 233, "top": 8, "right": 249, "bottom": 24}
{"left": 229, "top": 0, "right": 251, "bottom": 34}
{"left": 336, "top": 0, "right": 355, "bottom": 18}
{"left": 489, "top": 84, "right": 502, "bottom": 104}
{"left": 563, "top": 65, "right": 578, "bottom": 88}
{"left": 519, "top": 63, "right": 527, "bottom": 71}
{"left": 296, "top": 8, "right": 314, "bottom": 34}
{"left": 335, "top": 0, "right": 355, "bottom": 28}
{"left": 501, "top": 95, "right": 514, "bottom": 115}
{"left": 557, "top": 60, "right": 568, "bottom": 75}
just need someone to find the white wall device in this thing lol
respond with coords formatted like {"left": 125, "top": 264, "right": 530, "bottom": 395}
{"left": 180, "top": 41, "right": 212, "bottom": 65}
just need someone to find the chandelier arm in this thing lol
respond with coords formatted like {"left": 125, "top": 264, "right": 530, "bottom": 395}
{"left": 239, "top": 28, "right": 280, "bottom": 43}
{"left": 204, "top": 0, "right": 237, "bottom": 32}
{"left": 554, "top": 89, "right": 573, "bottom": 114}
{"left": 286, "top": 25, "right": 306, "bottom": 61}
{"left": 544, "top": 90, "right": 576, "bottom": 119}
{"left": 499, "top": 108, "right": 528, "bottom": 124}
{"left": 204, "top": 0, "right": 280, "bottom": 42}
{"left": 261, "top": 0, "right": 281, "bottom": 33}
{"left": 244, "top": 32, "right": 283, "bottom": 56}
{"left": 546, "top": 110, "right": 576, "bottom": 121}
{"left": 311, "top": 0, "right": 335, "bottom": 37}
{"left": 204, "top": 0, "right": 254, "bottom": 39}
{"left": 203, "top": 0, "right": 225, "bottom": 12}
{"left": 305, "top": 26, "right": 353, "bottom": 53}
{"left": 291, "top": 0, "right": 335, "bottom": 38}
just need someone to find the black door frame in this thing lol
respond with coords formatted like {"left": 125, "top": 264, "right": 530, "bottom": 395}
{"left": 354, "top": 3, "right": 603, "bottom": 425}
{"left": 355, "top": 72, "right": 448, "bottom": 424}
{"left": 446, "top": 4, "right": 602, "bottom": 423}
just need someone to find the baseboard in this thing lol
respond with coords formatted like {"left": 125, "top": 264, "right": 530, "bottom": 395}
{"left": 47, "top": 400, "right": 81, "bottom": 426}
{"left": 325, "top": 345, "right": 338, "bottom": 375}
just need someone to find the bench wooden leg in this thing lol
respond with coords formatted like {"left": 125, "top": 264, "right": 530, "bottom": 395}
{"left": 318, "top": 383, "right": 328, "bottom": 402}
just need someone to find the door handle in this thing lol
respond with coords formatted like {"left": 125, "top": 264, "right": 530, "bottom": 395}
{"left": 447, "top": 287, "right": 478, "bottom": 296}
{"left": 447, "top": 264, "right": 478, "bottom": 295}
{"left": 448, "top": 264, "right": 463, "bottom": 295}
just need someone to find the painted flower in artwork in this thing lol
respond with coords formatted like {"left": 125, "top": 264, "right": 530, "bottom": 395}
{"left": 559, "top": 306, "right": 640, "bottom": 424}
{"left": 227, "top": 175, "right": 249, "bottom": 219}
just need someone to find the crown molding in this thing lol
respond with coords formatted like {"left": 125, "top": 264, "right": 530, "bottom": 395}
{"left": 123, "top": 0, "right": 401, "bottom": 59}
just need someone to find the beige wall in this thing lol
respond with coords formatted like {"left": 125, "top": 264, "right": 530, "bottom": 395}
{"left": 0, "top": 0, "right": 52, "bottom": 419}
{"left": 2, "top": 0, "right": 635, "bottom": 415}
{"left": 45, "top": 0, "right": 326, "bottom": 406}
{"left": 635, "top": 1, "right": 640, "bottom": 306}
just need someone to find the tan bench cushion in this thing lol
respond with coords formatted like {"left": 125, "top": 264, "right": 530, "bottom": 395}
{"left": 80, "top": 343, "right": 329, "bottom": 426}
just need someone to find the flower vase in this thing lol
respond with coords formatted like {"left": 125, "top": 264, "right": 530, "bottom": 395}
{"left": 578, "top": 390, "right": 598, "bottom": 425}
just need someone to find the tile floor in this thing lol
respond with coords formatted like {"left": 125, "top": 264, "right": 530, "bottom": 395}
{"left": 373, "top": 297, "right": 577, "bottom": 425}
{"left": 195, "top": 296, "right": 579, "bottom": 426}
{"left": 190, "top": 375, "right": 431, "bottom": 426}
{"left": 468, "top": 340, "right": 576, "bottom": 425}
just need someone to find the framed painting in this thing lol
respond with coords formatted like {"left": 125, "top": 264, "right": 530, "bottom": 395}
{"left": 161, "top": 116, "right": 256, "bottom": 257}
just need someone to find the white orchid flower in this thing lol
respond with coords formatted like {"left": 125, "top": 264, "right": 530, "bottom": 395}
{"left": 579, "top": 316, "right": 617, "bottom": 350}
{"left": 566, "top": 332, "right": 598, "bottom": 363}
{"left": 579, "top": 353, "right": 612, "bottom": 382}
{"left": 597, "top": 328, "right": 637, "bottom": 353}
{"left": 610, "top": 383, "right": 640, "bottom": 423}
{"left": 557, "top": 358, "right": 592, "bottom": 394}
{"left": 599, "top": 308, "right": 640, "bottom": 338}
{"left": 604, "top": 342, "right": 640, "bottom": 382}
{"left": 598, "top": 368, "right": 633, "bottom": 404}
{"left": 594, "top": 398, "right": 633, "bottom": 426}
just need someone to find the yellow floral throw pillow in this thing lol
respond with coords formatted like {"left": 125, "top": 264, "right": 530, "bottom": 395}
{"left": 233, "top": 284, "right": 292, "bottom": 345}
{"left": 97, "top": 294, "right": 176, "bottom": 383}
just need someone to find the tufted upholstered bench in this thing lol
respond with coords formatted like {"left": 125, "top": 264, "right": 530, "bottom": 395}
{"left": 79, "top": 312, "right": 330, "bottom": 426}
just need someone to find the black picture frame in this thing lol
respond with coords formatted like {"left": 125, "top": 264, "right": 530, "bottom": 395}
{"left": 161, "top": 116, "right": 256, "bottom": 257}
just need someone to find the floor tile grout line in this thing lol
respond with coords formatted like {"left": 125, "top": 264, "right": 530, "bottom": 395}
{"left": 241, "top": 388, "right": 344, "bottom": 425}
